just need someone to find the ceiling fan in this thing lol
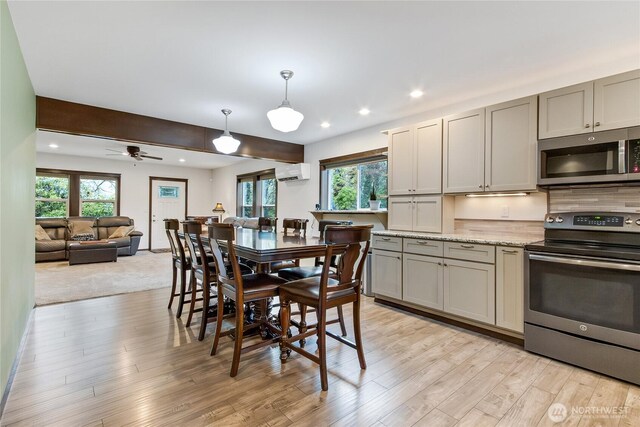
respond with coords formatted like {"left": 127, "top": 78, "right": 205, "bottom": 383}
{"left": 106, "top": 145, "right": 163, "bottom": 161}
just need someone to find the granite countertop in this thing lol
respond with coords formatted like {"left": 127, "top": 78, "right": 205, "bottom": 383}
{"left": 372, "top": 230, "right": 543, "bottom": 247}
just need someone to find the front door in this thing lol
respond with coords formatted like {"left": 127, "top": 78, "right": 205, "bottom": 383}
{"left": 150, "top": 179, "right": 187, "bottom": 250}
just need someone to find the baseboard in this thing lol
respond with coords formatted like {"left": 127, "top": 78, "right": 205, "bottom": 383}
{"left": 374, "top": 297, "right": 524, "bottom": 347}
{"left": 0, "top": 307, "right": 34, "bottom": 418}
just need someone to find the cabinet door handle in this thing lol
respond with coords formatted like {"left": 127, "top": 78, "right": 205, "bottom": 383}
{"left": 502, "top": 249, "right": 518, "bottom": 254}
{"left": 381, "top": 237, "right": 391, "bottom": 241}
{"left": 478, "top": 185, "right": 483, "bottom": 189}
{"left": 594, "top": 122, "right": 601, "bottom": 127}
{"left": 460, "top": 244, "right": 475, "bottom": 249}
{"left": 416, "top": 240, "right": 430, "bottom": 245}
{"left": 485, "top": 185, "right": 490, "bottom": 189}
{"left": 585, "top": 123, "right": 591, "bottom": 128}
{"left": 437, "top": 262, "right": 442, "bottom": 266}
{"left": 396, "top": 256, "right": 401, "bottom": 260}
{"left": 443, "top": 263, "right": 448, "bottom": 267}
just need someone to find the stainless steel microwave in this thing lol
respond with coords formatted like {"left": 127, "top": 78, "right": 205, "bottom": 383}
{"left": 538, "top": 127, "right": 640, "bottom": 186}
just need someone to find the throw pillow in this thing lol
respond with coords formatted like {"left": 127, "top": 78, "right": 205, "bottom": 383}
{"left": 71, "top": 233, "right": 96, "bottom": 241}
{"left": 69, "top": 220, "right": 95, "bottom": 239}
{"left": 35, "top": 224, "right": 51, "bottom": 241}
{"left": 108, "top": 225, "right": 134, "bottom": 239}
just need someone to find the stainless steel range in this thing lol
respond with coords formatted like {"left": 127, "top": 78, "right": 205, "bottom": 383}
{"left": 525, "top": 212, "right": 640, "bottom": 385}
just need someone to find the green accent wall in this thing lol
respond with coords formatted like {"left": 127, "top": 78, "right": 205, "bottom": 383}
{"left": 0, "top": 0, "right": 36, "bottom": 396}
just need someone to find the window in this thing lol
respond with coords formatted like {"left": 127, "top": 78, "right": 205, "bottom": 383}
{"left": 36, "top": 169, "right": 120, "bottom": 217}
{"left": 80, "top": 177, "right": 118, "bottom": 217}
{"left": 320, "top": 149, "right": 388, "bottom": 210}
{"left": 158, "top": 186, "right": 180, "bottom": 198}
{"left": 236, "top": 169, "right": 277, "bottom": 218}
{"left": 36, "top": 174, "right": 69, "bottom": 217}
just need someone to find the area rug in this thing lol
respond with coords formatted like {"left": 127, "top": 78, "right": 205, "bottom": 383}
{"left": 35, "top": 251, "right": 173, "bottom": 305}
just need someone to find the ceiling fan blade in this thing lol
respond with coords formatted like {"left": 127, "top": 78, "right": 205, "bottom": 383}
{"left": 140, "top": 154, "right": 163, "bottom": 161}
{"left": 134, "top": 156, "right": 144, "bottom": 161}
{"left": 106, "top": 148, "right": 124, "bottom": 153}
{"left": 139, "top": 150, "right": 148, "bottom": 155}
{"left": 105, "top": 154, "right": 124, "bottom": 156}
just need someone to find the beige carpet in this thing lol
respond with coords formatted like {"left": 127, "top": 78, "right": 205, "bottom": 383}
{"left": 35, "top": 251, "right": 173, "bottom": 305}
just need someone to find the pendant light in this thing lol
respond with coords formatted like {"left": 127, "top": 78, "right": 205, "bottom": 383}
{"left": 267, "top": 70, "right": 304, "bottom": 132}
{"left": 212, "top": 109, "right": 240, "bottom": 154}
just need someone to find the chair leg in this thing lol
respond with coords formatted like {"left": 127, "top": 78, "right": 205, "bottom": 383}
{"left": 210, "top": 285, "right": 224, "bottom": 356}
{"left": 176, "top": 267, "right": 188, "bottom": 318}
{"left": 353, "top": 300, "right": 366, "bottom": 370}
{"left": 186, "top": 272, "right": 197, "bottom": 327}
{"left": 168, "top": 264, "right": 177, "bottom": 309}
{"left": 230, "top": 299, "right": 244, "bottom": 377}
{"left": 336, "top": 305, "right": 347, "bottom": 337}
{"left": 298, "top": 303, "right": 307, "bottom": 347}
{"left": 317, "top": 308, "right": 329, "bottom": 391}
{"left": 279, "top": 299, "right": 291, "bottom": 362}
{"left": 198, "top": 282, "right": 210, "bottom": 341}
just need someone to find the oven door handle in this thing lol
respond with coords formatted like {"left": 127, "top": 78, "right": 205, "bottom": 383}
{"left": 529, "top": 253, "right": 640, "bottom": 272}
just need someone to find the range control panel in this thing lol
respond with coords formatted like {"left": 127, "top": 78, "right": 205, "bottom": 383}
{"left": 573, "top": 215, "right": 624, "bottom": 227}
{"left": 545, "top": 212, "right": 640, "bottom": 232}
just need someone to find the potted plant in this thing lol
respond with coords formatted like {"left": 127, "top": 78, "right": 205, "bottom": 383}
{"left": 369, "top": 186, "right": 381, "bottom": 210}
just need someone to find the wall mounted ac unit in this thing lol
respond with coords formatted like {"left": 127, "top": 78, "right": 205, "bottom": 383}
{"left": 275, "top": 163, "right": 310, "bottom": 182}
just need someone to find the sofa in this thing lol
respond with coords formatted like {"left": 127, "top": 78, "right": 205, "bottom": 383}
{"left": 35, "top": 216, "right": 143, "bottom": 262}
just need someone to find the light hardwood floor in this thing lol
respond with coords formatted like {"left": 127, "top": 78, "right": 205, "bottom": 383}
{"left": 1, "top": 288, "right": 638, "bottom": 426}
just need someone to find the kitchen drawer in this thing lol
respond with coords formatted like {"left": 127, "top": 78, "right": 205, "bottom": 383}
{"left": 372, "top": 235, "right": 403, "bottom": 252}
{"left": 444, "top": 242, "right": 495, "bottom": 264}
{"left": 403, "top": 238, "right": 444, "bottom": 257}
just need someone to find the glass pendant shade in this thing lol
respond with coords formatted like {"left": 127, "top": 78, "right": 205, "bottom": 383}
{"left": 212, "top": 131, "right": 240, "bottom": 154}
{"left": 268, "top": 70, "right": 304, "bottom": 132}
{"left": 267, "top": 101, "right": 304, "bottom": 133}
{"left": 212, "top": 109, "right": 240, "bottom": 154}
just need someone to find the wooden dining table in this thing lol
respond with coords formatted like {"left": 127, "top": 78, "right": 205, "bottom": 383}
{"left": 215, "top": 227, "right": 329, "bottom": 267}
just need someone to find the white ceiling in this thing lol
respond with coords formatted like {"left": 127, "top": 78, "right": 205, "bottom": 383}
{"left": 8, "top": 1, "right": 640, "bottom": 146}
{"left": 36, "top": 131, "right": 247, "bottom": 169}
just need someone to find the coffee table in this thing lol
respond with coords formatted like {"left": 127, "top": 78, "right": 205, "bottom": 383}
{"left": 68, "top": 240, "right": 118, "bottom": 265}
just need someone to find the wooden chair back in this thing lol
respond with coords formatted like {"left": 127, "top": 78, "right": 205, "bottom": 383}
{"left": 319, "top": 225, "right": 372, "bottom": 306}
{"left": 282, "top": 218, "right": 308, "bottom": 237}
{"left": 182, "top": 220, "right": 207, "bottom": 271}
{"left": 258, "top": 217, "right": 277, "bottom": 232}
{"left": 208, "top": 223, "right": 244, "bottom": 292}
{"left": 165, "top": 219, "right": 188, "bottom": 265}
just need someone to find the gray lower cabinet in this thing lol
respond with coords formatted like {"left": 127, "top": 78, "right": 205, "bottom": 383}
{"left": 373, "top": 236, "right": 524, "bottom": 333}
{"left": 496, "top": 246, "right": 524, "bottom": 333}
{"left": 371, "top": 249, "right": 402, "bottom": 299}
{"left": 443, "top": 258, "right": 496, "bottom": 324}
{"left": 403, "top": 254, "right": 443, "bottom": 310}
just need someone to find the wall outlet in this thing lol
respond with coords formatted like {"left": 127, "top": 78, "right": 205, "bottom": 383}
{"left": 501, "top": 206, "right": 509, "bottom": 218}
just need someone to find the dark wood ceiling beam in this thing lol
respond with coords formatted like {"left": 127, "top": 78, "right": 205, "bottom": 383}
{"left": 35, "top": 97, "right": 304, "bottom": 164}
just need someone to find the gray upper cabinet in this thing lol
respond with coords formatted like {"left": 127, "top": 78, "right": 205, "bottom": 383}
{"left": 593, "top": 70, "right": 640, "bottom": 132}
{"left": 388, "top": 127, "right": 413, "bottom": 195}
{"left": 485, "top": 96, "right": 538, "bottom": 192}
{"left": 388, "top": 119, "right": 442, "bottom": 196}
{"left": 539, "top": 70, "right": 640, "bottom": 139}
{"left": 443, "top": 109, "right": 485, "bottom": 193}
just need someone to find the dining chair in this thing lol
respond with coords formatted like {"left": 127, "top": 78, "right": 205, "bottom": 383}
{"left": 258, "top": 216, "right": 277, "bottom": 232}
{"left": 276, "top": 220, "right": 354, "bottom": 337}
{"left": 182, "top": 220, "right": 219, "bottom": 341}
{"left": 165, "top": 219, "right": 192, "bottom": 318}
{"left": 282, "top": 218, "right": 308, "bottom": 237}
{"left": 208, "top": 223, "right": 287, "bottom": 377}
{"left": 278, "top": 224, "right": 372, "bottom": 391}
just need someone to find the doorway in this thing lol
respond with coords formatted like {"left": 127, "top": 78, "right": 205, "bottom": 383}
{"left": 149, "top": 177, "right": 188, "bottom": 251}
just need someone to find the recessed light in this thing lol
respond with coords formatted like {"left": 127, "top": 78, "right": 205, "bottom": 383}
{"left": 359, "top": 108, "right": 370, "bottom": 116}
{"left": 410, "top": 90, "right": 424, "bottom": 98}
{"left": 179, "top": 158, "right": 186, "bottom": 163}
{"left": 320, "top": 121, "right": 331, "bottom": 128}
{"left": 48, "top": 143, "right": 58, "bottom": 149}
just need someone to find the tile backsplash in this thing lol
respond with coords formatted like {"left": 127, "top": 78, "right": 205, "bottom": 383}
{"left": 549, "top": 186, "right": 640, "bottom": 213}
{"left": 454, "top": 219, "right": 544, "bottom": 239}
